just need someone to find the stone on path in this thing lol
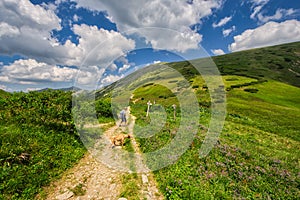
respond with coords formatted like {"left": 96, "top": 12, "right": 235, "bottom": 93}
{"left": 118, "top": 198, "right": 128, "bottom": 200}
{"left": 142, "top": 174, "right": 148, "bottom": 184}
{"left": 56, "top": 190, "right": 74, "bottom": 200}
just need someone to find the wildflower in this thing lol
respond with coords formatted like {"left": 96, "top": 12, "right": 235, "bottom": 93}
{"left": 273, "top": 159, "right": 281, "bottom": 164}
{"left": 206, "top": 172, "right": 215, "bottom": 179}
{"left": 221, "top": 170, "right": 228, "bottom": 176}
{"left": 280, "top": 169, "right": 291, "bottom": 177}
{"left": 215, "top": 161, "right": 225, "bottom": 167}
{"left": 177, "top": 179, "right": 182, "bottom": 185}
{"left": 238, "top": 171, "right": 243, "bottom": 178}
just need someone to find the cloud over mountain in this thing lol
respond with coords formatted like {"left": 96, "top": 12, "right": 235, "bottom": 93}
{"left": 229, "top": 20, "right": 300, "bottom": 52}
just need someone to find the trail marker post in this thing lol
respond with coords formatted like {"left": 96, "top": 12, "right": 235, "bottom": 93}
{"left": 172, "top": 104, "right": 176, "bottom": 120}
{"left": 146, "top": 100, "right": 152, "bottom": 117}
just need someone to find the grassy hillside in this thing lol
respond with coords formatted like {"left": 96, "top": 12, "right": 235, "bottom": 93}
{"left": 0, "top": 90, "right": 86, "bottom": 199}
{"left": 0, "top": 89, "right": 10, "bottom": 98}
{"left": 132, "top": 79, "right": 300, "bottom": 199}
{"left": 0, "top": 88, "right": 117, "bottom": 199}
{"left": 214, "top": 41, "right": 300, "bottom": 87}
{"left": 129, "top": 77, "right": 299, "bottom": 199}
{"left": 109, "top": 42, "right": 300, "bottom": 199}
{"left": 1, "top": 42, "right": 299, "bottom": 199}
{"left": 169, "top": 41, "right": 300, "bottom": 87}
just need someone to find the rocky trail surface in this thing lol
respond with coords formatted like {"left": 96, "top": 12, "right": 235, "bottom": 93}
{"left": 42, "top": 109, "right": 163, "bottom": 200}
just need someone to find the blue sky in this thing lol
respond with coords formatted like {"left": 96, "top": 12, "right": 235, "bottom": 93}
{"left": 0, "top": 0, "right": 299, "bottom": 91}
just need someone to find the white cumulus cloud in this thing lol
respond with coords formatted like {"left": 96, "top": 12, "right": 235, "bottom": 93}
{"left": 100, "top": 74, "right": 124, "bottom": 85}
{"left": 248, "top": 0, "right": 297, "bottom": 24}
{"left": 0, "top": 59, "right": 78, "bottom": 84}
{"left": 76, "top": 66, "right": 105, "bottom": 87}
{"left": 229, "top": 20, "right": 300, "bottom": 52}
{"left": 69, "top": 24, "right": 135, "bottom": 67}
{"left": 0, "top": 0, "right": 64, "bottom": 64}
{"left": 73, "top": 14, "right": 80, "bottom": 22}
{"left": 0, "top": 0, "right": 61, "bottom": 31}
{"left": 0, "top": 1, "right": 136, "bottom": 91}
{"left": 211, "top": 49, "right": 225, "bottom": 55}
{"left": 223, "top": 26, "right": 236, "bottom": 37}
{"left": 0, "top": 84, "right": 7, "bottom": 91}
{"left": 118, "top": 64, "right": 131, "bottom": 73}
{"left": 108, "top": 63, "right": 118, "bottom": 71}
{"left": 0, "top": 0, "right": 136, "bottom": 69}
{"left": 73, "top": 0, "right": 223, "bottom": 52}
{"left": 0, "top": 58, "right": 109, "bottom": 90}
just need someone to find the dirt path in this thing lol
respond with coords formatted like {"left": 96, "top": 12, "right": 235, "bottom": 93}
{"left": 125, "top": 113, "right": 164, "bottom": 200}
{"left": 42, "top": 109, "right": 163, "bottom": 200}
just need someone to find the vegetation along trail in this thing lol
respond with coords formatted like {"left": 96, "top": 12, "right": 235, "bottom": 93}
{"left": 1, "top": 42, "right": 299, "bottom": 199}
{"left": 43, "top": 108, "right": 163, "bottom": 200}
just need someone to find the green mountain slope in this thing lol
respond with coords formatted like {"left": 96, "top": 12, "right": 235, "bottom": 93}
{"left": 167, "top": 41, "right": 300, "bottom": 88}
{"left": 0, "top": 89, "right": 10, "bottom": 98}
{"left": 214, "top": 41, "right": 300, "bottom": 87}
{"left": 131, "top": 75, "right": 299, "bottom": 199}
{"left": 99, "top": 42, "right": 300, "bottom": 199}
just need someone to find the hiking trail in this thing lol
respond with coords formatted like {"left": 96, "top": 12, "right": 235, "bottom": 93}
{"left": 42, "top": 108, "right": 163, "bottom": 200}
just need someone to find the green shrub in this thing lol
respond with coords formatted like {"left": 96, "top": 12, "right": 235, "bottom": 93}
{"left": 244, "top": 88, "right": 259, "bottom": 93}
{"left": 226, "top": 78, "right": 239, "bottom": 81}
{"left": 95, "top": 98, "right": 113, "bottom": 118}
{"left": 0, "top": 90, "right": 86, "bottom": 199}
{"left": 142, "top": 83, "right": 154, "bottom": 87}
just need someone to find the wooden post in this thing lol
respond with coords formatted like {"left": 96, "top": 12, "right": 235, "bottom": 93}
{"left": 172, "top": 104, "right": 176, "bottom": 120}
{"left": 146, "top": 100, "right": 152, "bottom": 117}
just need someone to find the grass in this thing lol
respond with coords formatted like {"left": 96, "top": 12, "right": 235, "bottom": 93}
{"left": 213, "top": 41, "right": 300, "bottom": 87}
{"left": 0, "top": 90, "right": 87, "bottom": 199}
{"left": 119, "top": 173, "right": 141, "bottom": 200}
{"left": 118, "top": 116, "right": 143, "bottom": 200}
{"left": 130, "top": 85, "right": 181, "bottom": 154}
{"left": 1, "top": 41, "right": 299, "bottom": 199}
{"left": 0, "top": 89, "right": 10, "bottom": 98}
{"left": 168, "top": 41, "right": 300, "bottom": 88}
{"left": 128, "top": 71, "right": 299, "bottom": 199}
{"left": 226, "top": 80, "right": 300, "bottom": 141}
{"left": 113, "top": 42, "right": 299, "bottom": 198}
{"left": 69, "top": 183, "right": 86, "bottom": 196}
{"left": 0, "top": 126, "right": 86, "bottom": 200}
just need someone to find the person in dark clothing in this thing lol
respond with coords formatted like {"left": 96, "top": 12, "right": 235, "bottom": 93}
{"left": 119, "top": 107, "right": 127, "bottom": 126}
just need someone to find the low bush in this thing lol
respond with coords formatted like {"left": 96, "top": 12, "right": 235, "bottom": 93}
{"left": 0, "top": 90, "right": 86, "bottom": 199}
{"left": 244, "top": 88, "right": 259, "bottom": 93}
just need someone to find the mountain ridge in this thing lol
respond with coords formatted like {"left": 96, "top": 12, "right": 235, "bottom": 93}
{"left": 96, "top": 41, "right": 300, "bottom": 99}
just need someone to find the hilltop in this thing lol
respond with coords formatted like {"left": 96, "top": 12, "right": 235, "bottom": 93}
{"left": 214, "top": 41, "right": 300, "bottom": 87}
{"left": 169, "top": 41, "right": 300, "bottom": 88}
{"left": 37, "top": 86, "right": 81, "bottom": 92}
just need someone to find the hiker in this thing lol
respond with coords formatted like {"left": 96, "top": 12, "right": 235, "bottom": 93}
{"left": 119, "top": 107, "right": 127, "bottom": 126}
